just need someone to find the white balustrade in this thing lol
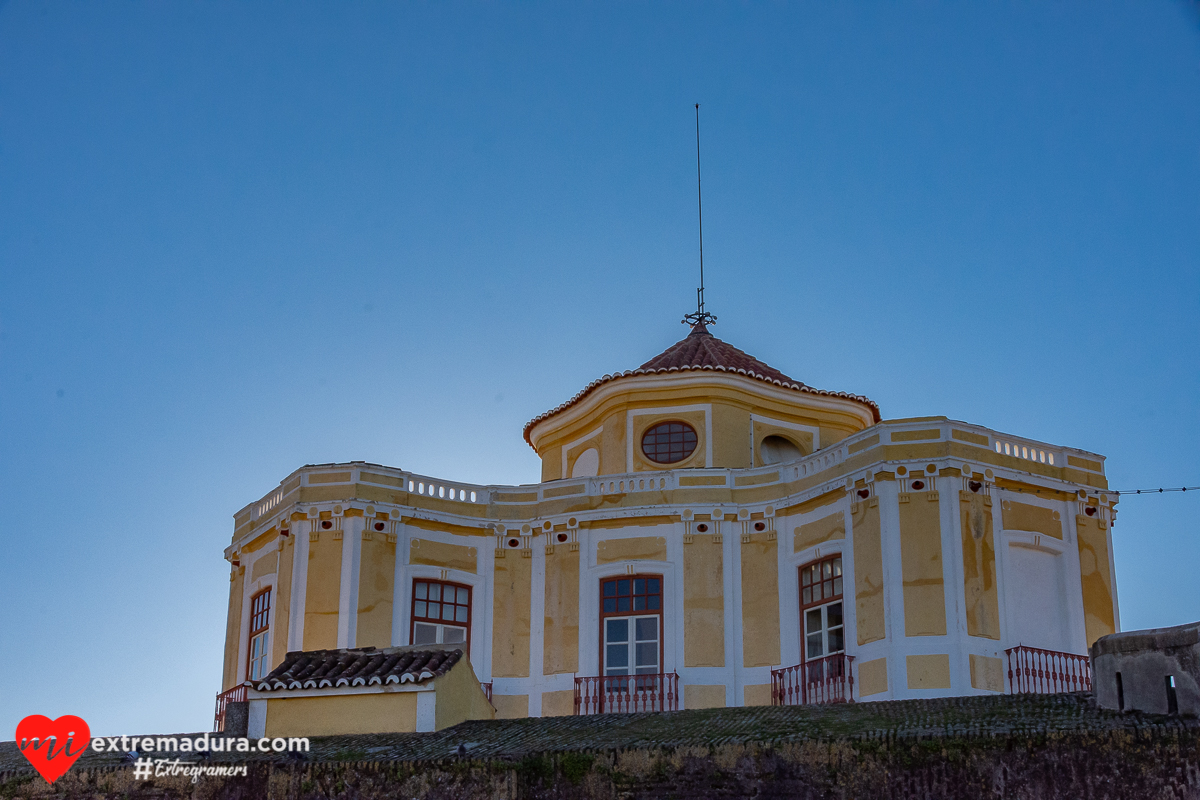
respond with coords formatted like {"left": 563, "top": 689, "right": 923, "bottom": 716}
{"left": 994, "top": 438, "right": 1057, "bottom": 466}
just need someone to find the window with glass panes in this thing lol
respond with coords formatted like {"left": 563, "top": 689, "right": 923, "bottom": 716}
{"left": 247, "top": 588, "right": 272, "bottom": 681}
{"left": 600, "top": 575, "right": 662, "bottom": 676}
{"left": 799, "top": 556, "right": 844, "bottom": 662}
{"left": 411, "top": 579, "right": 471, "bottom": 651}
{"left": 640, "top": 422, "right": 698, "bottom": 464}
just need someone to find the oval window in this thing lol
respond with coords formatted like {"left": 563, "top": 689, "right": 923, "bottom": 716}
{"left": 641, "top": 421, "right": 698, "bottom": 464}
{"left": 760, "top": 434, "right": 804, "bottom": 465}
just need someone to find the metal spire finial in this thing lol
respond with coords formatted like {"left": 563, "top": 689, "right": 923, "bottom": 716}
{"left": 683, "top": 103, "right": 717, "bottom": 331}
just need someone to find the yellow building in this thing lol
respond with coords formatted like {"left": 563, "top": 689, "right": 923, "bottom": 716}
{"left": 220, "top": 320, "right": 1118, "bottom": 721}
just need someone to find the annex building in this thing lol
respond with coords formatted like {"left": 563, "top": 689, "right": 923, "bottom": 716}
{"left": 218, "top": 320, "right": 1119, "bottom": 732}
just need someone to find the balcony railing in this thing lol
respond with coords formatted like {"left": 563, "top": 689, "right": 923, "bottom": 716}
{"left": 1006, "top": 645, "right": 1092, "bottom": 694}
{"left": 574, "top": 673, "right": 680, "bottom": 715}
{"left": 772, "top": 653, "right": 855, "bottom": 706}
{"left": 482, "top": 682, "right": 492, "bottom": 704}
{"left": 213, "top": 683, "right": 248, "bottom": 732}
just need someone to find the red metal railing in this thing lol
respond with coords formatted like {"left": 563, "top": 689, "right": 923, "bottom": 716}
{"left": 772, "top": 653, "right": 855, "bottom": 706}
{"left": 482, "top": 682, "right": 492, "bottom": 704}
{"left": 213, "top": 683, "right": 248, "bottom": 732}
{"left": 574, "top": 673, "right": 679, "bottom": 715}
{"left": 1006, "top": 645, "right": 1092, "bottom": 694}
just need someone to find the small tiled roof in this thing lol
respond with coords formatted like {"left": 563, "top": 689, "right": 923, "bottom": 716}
{"left": 635, "top": 321, "right": 798, "bottom": 383}
{"left": 523, "top": 323, "right": 880, "bottom": 448}
{"left": 253, "top": 647, "right": 462, "bottom": 692}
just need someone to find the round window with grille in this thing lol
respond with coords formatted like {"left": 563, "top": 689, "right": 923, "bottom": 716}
{"left": 641, "top": 421, "right": 698, "bottom": 464}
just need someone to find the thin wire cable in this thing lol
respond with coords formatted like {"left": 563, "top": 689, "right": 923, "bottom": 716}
{"left": 999, "top": 485, "right": 1199, "bottom": 497}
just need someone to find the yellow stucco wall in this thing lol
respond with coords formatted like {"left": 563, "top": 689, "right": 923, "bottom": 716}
{"left": 433, "top": 660, "right": 495, "bottom": 730}
{"left": 740, "top": 533, "right": 780, "bottom": 668}
{"left": 780, "top": 488, "right": 845, "bottom": 517}
{"left": 1001, "top": 500, "right": 1063, "bottom": 538}
{"left": 251, "top": 552, "right": 278, "bottom": 582}
{"left": 743, "top": 683, "right": 772, "bottom": 706}
{"left": 530, "top": 379, "right": 873, "bottom": 480}
{"left": 597, "top": 536, "right": 668, "bottom": 564}
{"left": 683, "top": 534, "right": 724, "bottom": 667}
{"left": 492, "top": 553, "right": 531, "bottom": 677}
{"left": 240, "top": 527, "right": 277, "bottom": 555}
{"left": 852, "top": 500, "right": 885, "bottom": 645}
{"left": 858, "top": 657, "right": 888, "bottom": 697}
{"left": 223, "top": 568, "right": 245, "bottom": 690}
{"left": 491, "top": 694, "right": 528, "bottom": 719}
{"left": 541, "top": 690, "right": 575, "bottom": 717}
{"left": 684, "top": 685, "right": 727, "bottom": 709}
{"left": 711, "top": 403, "right": 751, "bottom": 469}
{"left": 899, "top": 495, "right": 947, "bottom": 637}
{"left": 303, "top": 533, "right": 343, "bottom": 651}
{"left": 969, "top": 654, "right": 1004, "bottom": 692}
{"left": 906, "top": 654, "right": 951, "bottom": 690}
{"left": 543, "top": 548, "right": 579, "bottom": 675}
{"left": 356, "top": 536, "right": 396, "bottom": 649}
{"left": 794, "top": 511, "right": 845, "bottom": 553}
{"left": 541, "top": 447, "right": 564, "bottom": 483}
{"left": 1076, "top": 515, "right": 1116, "bottom": 647}
{"left": 272, "top": 539, "right": 294, "bottom": 670}
{"left": 410, "top": 538, "right": 477, "bottom": 574}
{"left": 960, "top": 493, "right": 1000, "bottom": 640}
{"left": 264, "top": 692, "right": 416, "bottom": 737}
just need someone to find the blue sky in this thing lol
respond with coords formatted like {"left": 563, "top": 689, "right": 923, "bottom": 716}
{"left": 1, "top": 2, "right": 1197, "bottom": 736}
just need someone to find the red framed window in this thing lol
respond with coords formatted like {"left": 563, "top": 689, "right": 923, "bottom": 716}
{"left": 247, "top": 588, "right": 272, "bottom": 681}
{"left": 799, "top": 555, "right": 844, "bottom": 661}
{"left": 411, "top": 579, "right": 471, "bottom": 652}
{"left": 600, "top": 575, "right": 663, "bottom": 677}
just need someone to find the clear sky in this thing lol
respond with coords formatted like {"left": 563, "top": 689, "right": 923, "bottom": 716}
{"left": 1, "top": 2, "right": 1198, "bottom": 737}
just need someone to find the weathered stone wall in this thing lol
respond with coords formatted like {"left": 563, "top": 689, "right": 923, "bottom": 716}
{"left": 4, "top": 695, "right": 1198, "bottom": 799}
{"left": 1093, "top": 620, "right": 1200, "bottom": 715}
{"left": 3, "top": 729, "right": 1199, "bottom": 800}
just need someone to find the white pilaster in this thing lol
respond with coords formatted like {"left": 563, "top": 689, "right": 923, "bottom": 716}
{"left": 338, "top": 515, "right": 364, "bottom": 649}
{"left": 1061, "top": 496, "right": 1090, "bottom": 654}
{"left": 391, "top": 520, "right": 409, "bottom": 646}
{"left": 937, "top": 474, "right": 969, "bottom": 692}
{"left": 527, "top": 535, "right": 546, "bottom": 718}
{"left": 415, "top": 690, "right": 437, "bottom": 732}
{"left": 724, "top": 513, "right": 741, "bottom": 708}
{"left": 288, "top": 519, "right": 310, "bottom": 652}
{"left": 876, "top": 479, "right": 906, "bottom": 698}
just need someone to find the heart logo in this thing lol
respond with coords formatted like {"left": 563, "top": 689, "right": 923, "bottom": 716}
{"left": 16, "top": 715, "right": 91, "bottom": 784}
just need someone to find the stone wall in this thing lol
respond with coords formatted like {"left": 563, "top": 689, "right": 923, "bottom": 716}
{"left": 3, "top": 695, "right": 1198, "bottom": 799}
{"left": 3, "top": 729, "right": 1199, "bottom": 799}
{"left": 1093, "top": 620, "right": 1200, "bottom": 715}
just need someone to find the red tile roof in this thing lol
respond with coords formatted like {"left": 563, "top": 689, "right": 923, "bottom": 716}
{"left": 252, "top": 647, "right": 462, "bottom": 691}
{"left": 636, "top": 322, "right": 798, "bottom": 383}
{"left": 523, "top": 323, "right": 880, "bottom": 448}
